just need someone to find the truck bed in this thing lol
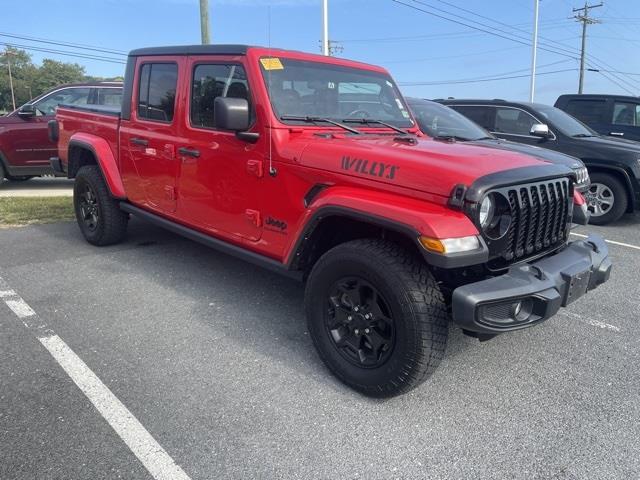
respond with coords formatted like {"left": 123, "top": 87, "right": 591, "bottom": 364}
{"left": 56, "top": 104, "right": 121, "bottom": 167}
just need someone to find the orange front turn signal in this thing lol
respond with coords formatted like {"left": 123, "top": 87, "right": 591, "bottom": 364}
{"left": 419, "top": 236, "right": 446, "bottom": 253}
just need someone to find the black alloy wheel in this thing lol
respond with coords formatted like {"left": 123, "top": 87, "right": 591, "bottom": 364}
{"left": 78, "top": 182, "right": 100, "bottom": 231}
{"left": 326, "top": 276, "right": 395, "bottom": 368}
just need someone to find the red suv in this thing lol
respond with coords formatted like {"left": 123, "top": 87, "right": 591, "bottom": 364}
{"left": 0, "top": 82, "right": 122, "bottom": 182}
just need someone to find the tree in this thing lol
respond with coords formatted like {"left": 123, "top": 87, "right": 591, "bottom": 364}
{"left": 0, "top": 48, "right": 86, "bottom": 112}
{"left": 0, "top": 47, "right": 36, "bottom": 111}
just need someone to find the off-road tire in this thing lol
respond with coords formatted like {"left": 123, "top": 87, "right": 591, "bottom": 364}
{"left": 73, "top": 165, "right": 128, "bottom": 245}
{"left": 0, "top": 162, "right": 5, "bottom": 181}
{"left": 305, "top": 238, "right": 449, "bottom": 397}
{"left": 587, "top": 172, "right": 628, "bottom": 225}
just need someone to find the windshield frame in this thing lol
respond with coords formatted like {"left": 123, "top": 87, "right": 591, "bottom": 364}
{"left": 408, "top": 99, "right": 493, "bottom": 141}
{"left": 258, "top": 56, "right": 416, "bottom": 130}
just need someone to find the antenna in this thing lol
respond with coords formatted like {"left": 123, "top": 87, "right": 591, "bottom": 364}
{"left": 267, "top": 5, "right": 277, "bottom": 177}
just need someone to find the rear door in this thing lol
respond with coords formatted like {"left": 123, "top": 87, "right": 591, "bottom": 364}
{"left": 119, "top": 58, "right": 183, "bottom": 213}
{"left": 175, "top": 56, "right": 263, "bottom": 241}
{"left": 609, "top": 99, "right": 640, "bottom": 141}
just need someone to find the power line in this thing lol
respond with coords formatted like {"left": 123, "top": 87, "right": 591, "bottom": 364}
{"left": 399, "top": 68, "right": 576, "bottom": 86}
{"left": 0, "top": 32, "right": 126, "bottom": 56}
{"left": 391, "top": 0, "right": 638, "bottom": 95}
{"left": 0, "top": 42, "right": 126, "bottom": 64}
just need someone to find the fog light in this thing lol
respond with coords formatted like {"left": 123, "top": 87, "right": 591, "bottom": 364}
{"left": 512, "top": 301, "right": 522, "bottom": 317}
{"left": 512, "top": 298, "right": 533, "bottom": 322}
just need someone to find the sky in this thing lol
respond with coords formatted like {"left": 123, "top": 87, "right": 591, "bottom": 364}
{"left": 2, "top": 0, "right": 640, "bottom": 104}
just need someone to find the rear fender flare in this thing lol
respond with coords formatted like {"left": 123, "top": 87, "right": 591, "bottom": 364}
{"left": 68, "top": 133, "right": 126, "bottom": 199}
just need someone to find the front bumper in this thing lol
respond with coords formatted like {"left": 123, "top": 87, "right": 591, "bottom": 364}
{"left": 451, "top": 234, "right": 611, "bottom": 334}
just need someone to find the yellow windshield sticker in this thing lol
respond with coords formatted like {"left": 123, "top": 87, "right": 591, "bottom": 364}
{"left": 260, "top": 57, "right": 284, "bottom": 70}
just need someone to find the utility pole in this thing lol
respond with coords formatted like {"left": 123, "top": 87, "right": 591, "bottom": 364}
{"left": 573, "top": 1, "right": 603, "bottom": 94}
{"left": 322, "top": 0, "right": 329, "bottom": 56}
{"left": 4, "top": 49, "right": 16, "bottom": 111}
{"left": 529, "top": 0, "right": 539, "bottom": 102}
{"left": 200, "top": 0, "right": 210, "bottom": 44}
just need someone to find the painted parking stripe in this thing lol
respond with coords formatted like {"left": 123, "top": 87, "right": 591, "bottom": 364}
{"left": 559, "top": 311, "right": 621, "bottom": 332}
{"left": 0, "top": 276, "right": 192, "bottom": 480}
{"left": 570, "top": 232, "right": 640, "bottom": 251}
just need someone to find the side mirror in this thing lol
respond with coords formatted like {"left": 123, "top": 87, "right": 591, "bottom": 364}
{"left": 530, "top": 123, "right": 551, "bottom": 138}
{"left": 214, "top": 97, "right": 250, "bottom": 131}
{"left": 17, "top": 104, "right": 36, "bottom": 119}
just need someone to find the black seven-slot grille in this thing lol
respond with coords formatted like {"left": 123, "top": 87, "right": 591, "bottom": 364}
{"left": 487, "top": 178, "right": 571, "bottom": 270}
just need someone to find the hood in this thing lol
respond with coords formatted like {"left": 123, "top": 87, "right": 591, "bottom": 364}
{"left": 297, "top": 134, "right": 550, "bottom": 198}
{"left": 0, "top": 112, "right": 20, "bottom": 125}
{"left": 466, "top": 138, "right": 584, "bottom": 169}
{"left": 577, "top": 134, "right": 640, "bottom": 154}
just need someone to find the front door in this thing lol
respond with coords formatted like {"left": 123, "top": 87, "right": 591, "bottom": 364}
{"left": 176, "top": 57, "right": 263, "bottom": 241}
{"left": 3, "top": 87, "right": 91, "bottom": 172}
{"left": 119, "top": 59, "right": 182, "bottom": 213}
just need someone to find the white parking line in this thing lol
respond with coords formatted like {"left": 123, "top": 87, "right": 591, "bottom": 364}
{"left": 570, "top": 232, "right": 640, "bottom": 251}
{"left": 0, "top": 275, "right": 192, "bottom": 480}
{"left": 559, "top": 311, "right": 621, "bottom": 332}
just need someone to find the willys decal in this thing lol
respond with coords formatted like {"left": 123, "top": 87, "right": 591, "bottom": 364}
{"left": 340, "top": 156, "right": 400, "bottom": 180}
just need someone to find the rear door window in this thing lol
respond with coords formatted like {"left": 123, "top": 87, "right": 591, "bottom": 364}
{"left": 451, "top": 105, "right": 495, "bottom": 131}
{"left": 564, "top": 99, "right": 608, "bottom": 125}
{"left": 96, "top": 88, "right": 123, "bottom": 107}
{"left": 612, "top": 102, "right": 640, "bottom": 126}
{"left": 137, "top": 63, "right": 178, "bottom": 122}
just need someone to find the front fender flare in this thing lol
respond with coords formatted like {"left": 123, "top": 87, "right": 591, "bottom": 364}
{"left": 69, "top": 133, "right": 126, "bottom": 199}
{"left": 285, "top": 186, "right": 482, "bottom": 268}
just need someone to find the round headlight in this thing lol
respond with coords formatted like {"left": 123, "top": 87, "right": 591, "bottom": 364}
{"left": 479, "top": 195, "right": 495, "bottom": 228}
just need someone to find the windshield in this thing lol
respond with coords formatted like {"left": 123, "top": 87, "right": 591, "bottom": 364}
{"left": 408, "top": 99, "right": 491, "bottom": 140}
{"left": 535, "top": 104, "right": 597, "bottom": 137}
{"left": 259, "top": 57, "right": 414, "bottom": 128}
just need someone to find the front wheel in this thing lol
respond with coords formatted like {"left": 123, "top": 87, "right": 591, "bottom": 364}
{"left": 73, "top": 165, "right": 128, "bottom": 245}
{"left": 305, "top": 239, "right": 449, "bottom": 397}
{"left": 585, "top": 172, "right": 628, "bottom": 225}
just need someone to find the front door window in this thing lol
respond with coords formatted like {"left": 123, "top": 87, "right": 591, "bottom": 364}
{"left": 32, "top": 87, "right": 91, "bottom": 116}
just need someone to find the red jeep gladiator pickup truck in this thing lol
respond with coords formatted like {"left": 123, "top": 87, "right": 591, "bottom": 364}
{"left": 51, "top": 45, "right": 611, "bottom": 397}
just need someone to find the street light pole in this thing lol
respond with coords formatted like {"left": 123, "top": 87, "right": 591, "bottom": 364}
{"left": 529, "top": 0, "right": 539, "bottom": 102}
{"left": 322, "top": 0, "right": 329, "bottom": 56}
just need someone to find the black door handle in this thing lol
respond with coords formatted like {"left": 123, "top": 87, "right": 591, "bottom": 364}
{"left": 178, "top": 147, "right": 200, "bottom": 158}
{"left": 130, "top": 137, "right": 148, "bottom": 146}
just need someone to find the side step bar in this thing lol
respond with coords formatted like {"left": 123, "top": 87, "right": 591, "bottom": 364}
{"left": 119, "top": 202, "right": 303, "bottom": 281}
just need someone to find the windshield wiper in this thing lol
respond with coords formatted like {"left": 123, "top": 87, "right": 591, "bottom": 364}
{"left": 342, "top": 118, "right": 410, "bottom": 135}
{"left": 572, "top": 133, "right": 594, "bottom": 138}
{"left": 280, "top": 115, "right": 362, "bottom": 135}
{"left": 432, "top": 134, "right": 471, "bottom": 142}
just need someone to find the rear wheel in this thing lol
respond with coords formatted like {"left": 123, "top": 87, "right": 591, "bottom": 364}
{"left": 73, "top": 165, "right": 128, "bottom": 245}
{"left": 0, "top": 162, "right": 5, "bottom": 181}
{"left": 305, "top": 239, "right": 449, "bottom": 397}
{"left": 585, "top": 172, "right": 628, "bottom": 225}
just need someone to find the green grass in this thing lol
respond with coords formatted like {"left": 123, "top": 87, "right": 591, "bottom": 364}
{"left": 0, "top": 196, "right": 75, "bottom": 227}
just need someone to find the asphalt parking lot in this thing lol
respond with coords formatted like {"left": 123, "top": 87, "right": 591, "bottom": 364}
{"left": 1, "top": 212, "right": 639, "bottom": 480}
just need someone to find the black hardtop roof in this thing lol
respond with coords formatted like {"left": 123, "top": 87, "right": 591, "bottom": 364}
{"left": 439, "top": 98, "right": 554, "bottom": 110}
{"left": 129, "top": 44, "right": 253, "bottom": 57}
{"left": 557, "top": 93, "right": 640, "bottom": 101}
